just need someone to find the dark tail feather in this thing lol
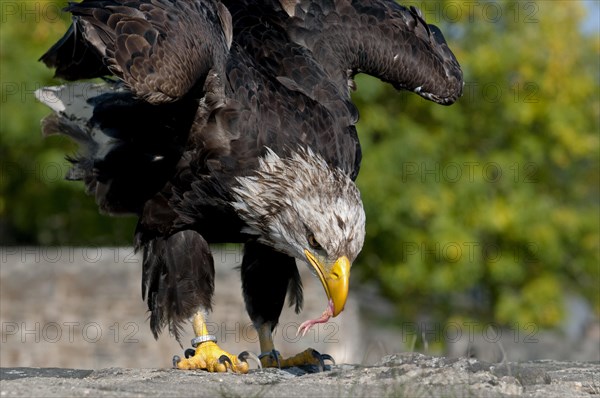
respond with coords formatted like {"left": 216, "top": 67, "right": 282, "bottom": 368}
{"left": 138, "top": 230, "right": 215, "bottom": 344}
{"left": 40, "top": 113, "right": 98, "bottom": 192}
{"left": 36, "top": 83, "right": 197, "bottom": 215}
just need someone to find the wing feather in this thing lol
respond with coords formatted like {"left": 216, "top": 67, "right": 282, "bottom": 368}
{"left": 285, "top": 0, "right": 463, "bottom": 104}
{"left": 41, "top": 0, "right": 232, "bottom": 103}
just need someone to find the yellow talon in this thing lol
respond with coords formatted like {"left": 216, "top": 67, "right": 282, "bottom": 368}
{"left": 176, "top": 341, "right": 249, "bottom": 373}
{"left": 256, "top": 323, "right": 332, "bottom": 371}
{"left": 260, "top": 348, "right": 331, "bottom": 371}
{"left": 174, "top": 311, "right": 249, "bottom": 373}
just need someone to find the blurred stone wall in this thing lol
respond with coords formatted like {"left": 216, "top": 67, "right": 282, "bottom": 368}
{"left": 0, "top": 247, "right": 366, "bottom": 369}
{"left": 1, "top": 247, "right": 598, "bottom": 370}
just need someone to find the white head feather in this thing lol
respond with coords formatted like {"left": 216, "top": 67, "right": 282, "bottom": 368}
{"left": 231, "top": 147, "right": 365, "bottom": 265}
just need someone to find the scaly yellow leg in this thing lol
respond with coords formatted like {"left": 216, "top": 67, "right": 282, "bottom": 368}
{"left": 174, "top": 311, "right": 249, "bottom": 373}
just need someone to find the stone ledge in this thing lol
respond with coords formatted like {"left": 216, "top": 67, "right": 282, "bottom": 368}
{"left": 1, "top": 354, "right": 599, "bottom": 397}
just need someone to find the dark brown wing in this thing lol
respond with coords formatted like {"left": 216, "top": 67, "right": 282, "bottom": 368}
{"left": 284, "top": 0, "right": 463, "bottom": 104}
{"left": 192, "top": 0, "right": 362, "bottom": 179}
{"left": 41, "top": 0, "right": 232, "bottom": 103}
{"left": 39, "top": 23, "right": 110, "bottom": 80}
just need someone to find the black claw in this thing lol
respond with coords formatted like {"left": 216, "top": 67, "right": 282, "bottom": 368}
{"left": 184, "top": 348, "right": 195, "bottom": 359}
{"left": 320, "top": 353, "right": 335, "bottom": 365}
{"left": 238, "top": 351, "right": 250, "bottom": 362}
{"left": 172, "top": 355, "right": 181, "bottom": 368}
{"left": 219, "top": 354, "right": 233, "bottom": 369}
{"left": 258, "top": 350, "right": 281, "bottom": 368}
{"left": 310, "top": 349, "right": 325, "bottom": 372}
{"left": 272, "top": 349, "right": 281, "bottom": 369}
{"left": 239, "top": 351, "right": 262, "bottom": 369}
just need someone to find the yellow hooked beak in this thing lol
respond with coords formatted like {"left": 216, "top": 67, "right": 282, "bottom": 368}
{"left": 304, "top": 250, "right": 351, "bottom": 317}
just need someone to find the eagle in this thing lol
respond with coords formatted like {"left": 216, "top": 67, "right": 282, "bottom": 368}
{"left": 36, "top": 0, "right": 462, "bottom": 372}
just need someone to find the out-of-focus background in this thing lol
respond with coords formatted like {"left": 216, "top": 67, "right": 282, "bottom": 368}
{"left": 1, "top": 0, "right": 598, "bottom": 368}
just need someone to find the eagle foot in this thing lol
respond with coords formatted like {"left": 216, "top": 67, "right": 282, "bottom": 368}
{"left": 173, "top": 341, "right": 249, "bottom": 373}
{"left": 259, "top": 348, "right": 334, "bottom": 371}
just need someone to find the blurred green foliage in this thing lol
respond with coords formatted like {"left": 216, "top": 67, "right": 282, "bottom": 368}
{"left": 353, "top": 0, "right": 599, "bottom": 332}
{"left": 1, "top": 1, "right": 598, "bottom": 334}
{"left": 0, "top": 0, "right": 135, "bottom": 244}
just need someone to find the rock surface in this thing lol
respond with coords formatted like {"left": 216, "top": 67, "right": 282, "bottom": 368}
{"left": 1, "top": 353, "right": 599, "bottom": 397}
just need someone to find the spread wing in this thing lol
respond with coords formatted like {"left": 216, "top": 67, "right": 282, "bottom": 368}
{"left": 283, "top": 0, "right": 463, "bottom": 104}
{"left": 40, "top": 0, "right": 232, "bottom": 104}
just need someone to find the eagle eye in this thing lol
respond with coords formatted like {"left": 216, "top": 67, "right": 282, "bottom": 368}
{"left": 307, "top": 233, "right": 322, "bottom": 250}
